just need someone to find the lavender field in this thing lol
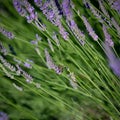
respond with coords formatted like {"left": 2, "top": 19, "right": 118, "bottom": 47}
{"left": 0, "top": 0, "right": 120, "bottom": 120}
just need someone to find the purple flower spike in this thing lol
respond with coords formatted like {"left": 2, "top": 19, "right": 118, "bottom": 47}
{"left": 34, "top": 0, "right": 68, "bottom": 40}
{"left": 27, "top": 6, "right": 34, "bottom": 13}
{"left": 24, "top": 62, "right": 32, "bottom": 69}
{"left": 62, "top": 0, "right": 72, "bottom": 20}
{"left": 102, "top": 24, "right": 114, "bottom": 47}
{"left": 14, "top": 0, "right": 38, "bottom": 23}
{"left": 110, "top": 58, "right": 120, "bottom": 77}
{"left": 0, "top": 27, "right": 14, "bottom": 39}
{"left": 59, "top": 23, "right": 69, "bottom": 40}
{"left": 34, "top": 0, "right": 42, "bottom": 7}
{"left": 40, "top": 1, "right": 49, "bottom": 11}
{"left": 26, "top": 12, "right": 37, "bottom": 23}
{"left": 13, "top": 0, "right": 27, "bottom": 17}
{"left": 22, "top": 0, "right": 38, "bottom": 23}
{"left": 103, "top": 42, "right": 120, "bottom": 78}
{"left": 44, "top": 48, "right": 62, "bottom": 74}
{"left": 0, "top": 42, "right": 8, "bottom": 55}
{"left": 0, "top": 112, "right": 9, "bottom": 120}
{"left": 62, "top": 0, "right": 85, "bottom": 44}
{"left": 22, "top": 0, "right": 33, "bottom": 11}
{"left": 112, "top": 0, "right": 120, "bottom": 13}
{"left": 111, "top": 17, "right": 120, "bottom": 35}
{"left": 82, "top": 16, "right": 98, "bottom": 41}
{"left": 7, "top": 32, "right": 14, "bottom": 39}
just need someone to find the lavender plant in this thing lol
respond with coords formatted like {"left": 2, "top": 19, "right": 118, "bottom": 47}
{"left": 0, "top": 0, "right": 120, "bottom": 120}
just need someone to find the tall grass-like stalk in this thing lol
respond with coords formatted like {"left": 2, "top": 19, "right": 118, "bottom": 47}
{"left": 0, "top": 0, "right": 120, "bottom": 120}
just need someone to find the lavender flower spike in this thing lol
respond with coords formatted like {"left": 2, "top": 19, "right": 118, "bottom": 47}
{"left": 111, "top": 0, "right": 120, "bottom": 13}
{"left": 22, "top": 0, "right": 38, "bottom": 23}
{"left": 0, "top": 27, "right": 14, "bottom": 39}
{"left": 102, "top": 24, "right": 114, "bottom": 47}
{"left": 103, "top": 42, "right": 120, "bottom": 78}
{"left": 24, "top": 62, "right": 32, "bottom": 69}
{"left": 81, "top": 16, "right": 98, "bottom": 41}
{"left": 34, "top": 0, "right": 42, "bottom": 7}
{"left": 0, "top": 42, "right": 8, "bottom": 55}
{"left": 0, "top": 112, "right": 9, "bottom": 120}
{"left": 62, "top": 0, "right": 85, "bottom": 45}
{"left": 44, "top": 48, "right": 55, "bottom": 69}
{"left": 62, "top": 0, "right": 72, "bottom": 20}
{"left": 111, "top": 17, "right": 120, "bottom": 35}
{"left": 44, "top": 48, "right": 62, "bottom": 74}
{"left": 13, "top": 0, "right": 27, "bottom": 17}
{"left": 98, "top": 0, "right": 110, "bottom": 18}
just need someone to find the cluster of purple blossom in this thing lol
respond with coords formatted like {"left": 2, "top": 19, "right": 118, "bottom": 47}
{"left": 0, "top": 55, "right": 33, "bottom": 83}
{"left": 0, "top": 63, "right": 14, "bottom": 79}
{"left": 104, "top": 42, "right": 120, "bottom": 78}
{"left": 11, "top": 0, "right": 120, "bottom": 79}
{"left": 24, "top": 59, "right": 33, "bottom": 69}
{"left": 34, "top": 0, "right": 60, "bottom": 26}
{"left": 102, "top": 24, "right": 114, "bottom": 47}
{"left": 82, "top": 16, "right": 98, "bottom": 41}
{"left": 34, "top": 0, "right": 69, "bottom": 40}
{"left": 45, "top": 48, "right": 62, "bottom": 74}
{"left": 0, "top": 42, "right": 8, "bottom": 55}
{"left": 31, "top": 34, "right": 42, "bottom": 45}
{"left": 111, "top": 17, "right": 120, "bottom": 35}
{"left": 70, "top": 19, "right": 85, "bottom": 45}
{"left": 62, "top": 0, "right": 72, "bottom": 21}
{"left": 98, "top": 0, "right": 110, "bottom": 18}
{"left": 62, "top": 0, "right": 85, "bottom": 45}
{"left": 83, "top": 0, "right": 103, "bottom": 23}
{"left": 13, "top": 0, "right": 37, "bottom": 23}
{"left": 0, "top": 27, "right": 14, "bottom": 39}
{"left": 0, "top": 55, "right": 16, "bottom": 72}
{"left": 0, "top": 112, "right": 9, "bottom": 120}
{"left": 111, "top": 0, "right": 120, "bottom": 13}
{"left": 13, "top": 57, "right": 33, "bottom": 69}
{"left": 84, "top": 0, "right": 112, "bottom": 27}
{"left": 16, "top": 64, "right": 33, "bottom": 83}
{"left": 0, "top": 55, "right": 15, "bottom": 79}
